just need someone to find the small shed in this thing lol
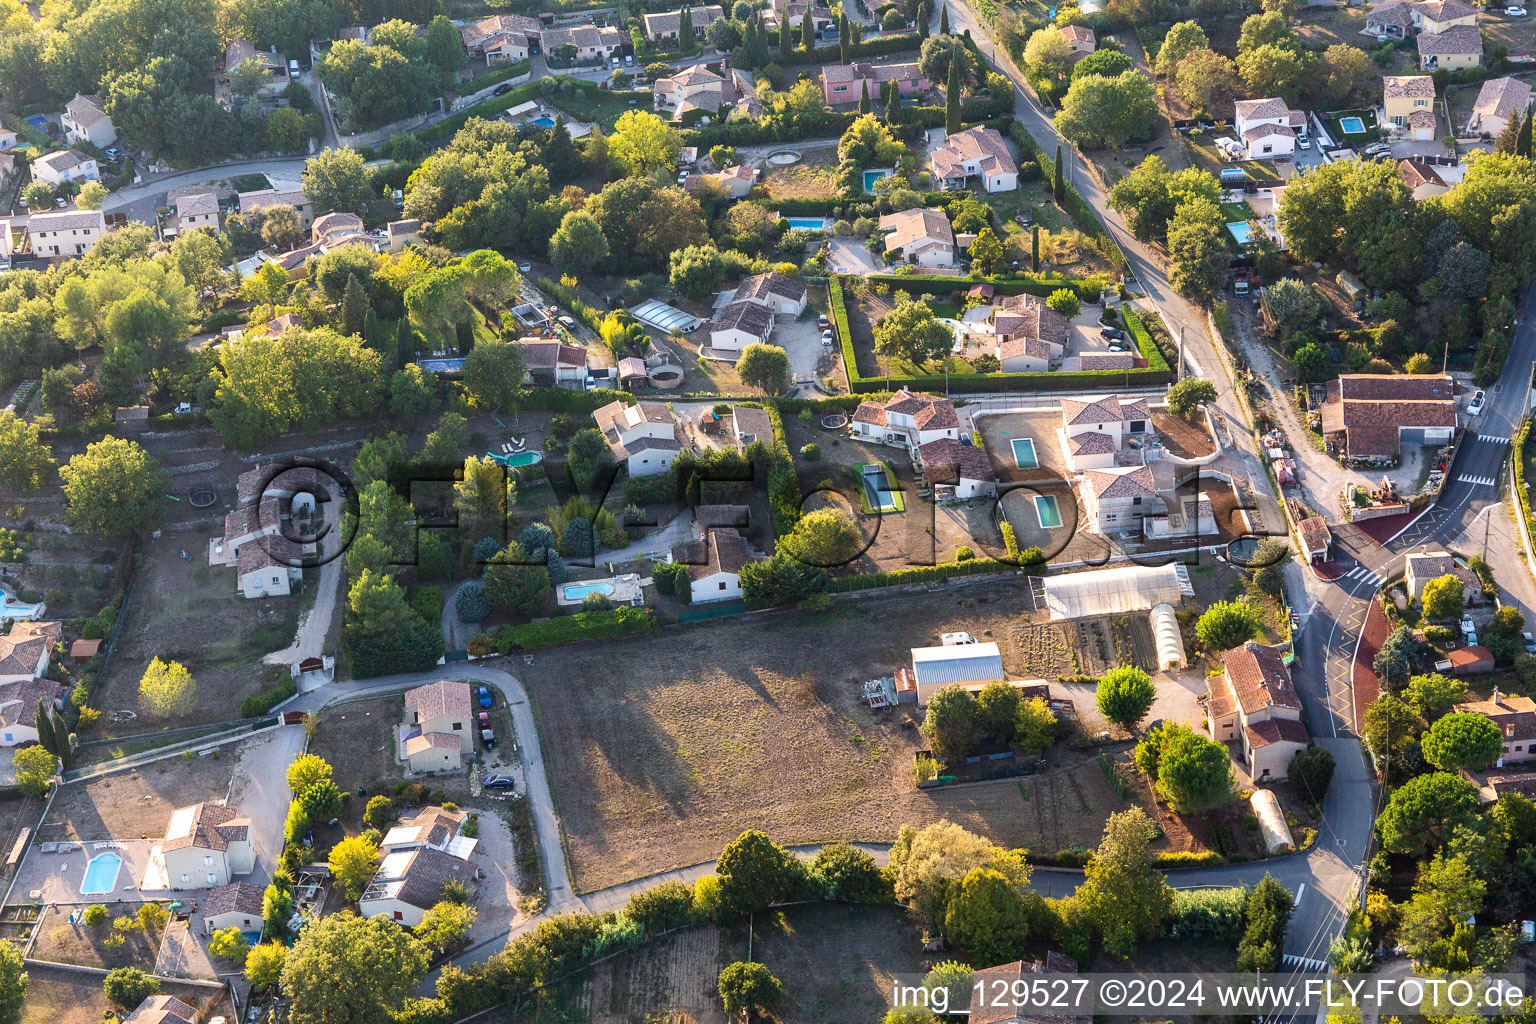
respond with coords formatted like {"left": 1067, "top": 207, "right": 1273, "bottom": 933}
{"left": 1448, "top": 645, "right": 1495, "bottom": 676}
{"left": 1250, "top": 788, "right": 1294, "bottom": 854}
{"left": 69, "top": 638, "right": 103, "bottom": 663}
{"left": 114, "top": 406, "right": 150, "bottom": 430}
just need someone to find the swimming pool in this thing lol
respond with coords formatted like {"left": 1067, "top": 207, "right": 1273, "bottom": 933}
{"left": 563, "top": 581, "right": 616, "bottom": 601}
{"left": 80, "top": 853, "right": 122, "bottom": 895}
{"left": 859, "top": 464, "right": 904, "bottom": 513}
{"left": 863, "top": 168, "right": 892, "bottom": 192}
{"left": 781, "top": 216, "right": 831, "bottom": 232}
{"left": 502, "top": 451, "right": 542, "bottom": 468}
{"left": 1227, "top": 222, "right": 1253, "bottom": 245}
{"left": 1010, "top": 438, "right": 1039, "bottom": 469}
{"left": 0, "top": 586, "right": 43, "bottom": 620}
{"left": 528, "top": 116, "right": 556, "bottom": 128}
{"left": 1033, "top": 495, "right": 1063, "bottom": 529}
{"left": 1339, "top": 116, "right": 1366, "bottom": 134}
{"left": 24, "top": 114, "right": 48, "bottom": 133}
{"left": 416, "top": 358, "right": 467, "bottom": 373}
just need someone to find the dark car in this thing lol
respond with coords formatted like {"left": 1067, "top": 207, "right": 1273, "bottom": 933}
{"left": 1099, "top": 326, "right": 1125, "bottom": 341}
{"left": 493, "top": 83, "right": 514, "bottom": 97}
{"left": 477, "top": 685, "right": 492, "bottom": 708}
{"left": 483, "top": 774, "right": 517, "bottom": 789}
{"left": 478, "top": 711, "right": 490, "bottom": 727}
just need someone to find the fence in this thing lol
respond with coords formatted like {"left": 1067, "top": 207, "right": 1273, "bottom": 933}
{"left": 678, "top": 601, "right": 746, "bottom": 623}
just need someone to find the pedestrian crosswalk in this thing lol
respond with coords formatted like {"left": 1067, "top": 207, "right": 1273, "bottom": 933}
{"left": 1458, "top": 474, "right": 1499, "bottom": 488}
{"left": 1341, "top": 565, "right": 1384, "bottom": 586}
{"left": 1478, "top": 434, "right": 1511, "bottom": 447}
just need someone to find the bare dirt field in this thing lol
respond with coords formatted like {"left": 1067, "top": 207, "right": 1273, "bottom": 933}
{"left": 21, "top": 962, "right": 232, "bottom": 1024}
{"left": 561, "top": 922, "right": 726, "bottom": 1023}
{"left": 29, "top": 903, "right": 166, "bottom": 971}
{"left": 94, "top": 539, "right": 298, "bottom": 733}
{"left": 1152, "top": 410, "right": 1216, "bottom": 459}
{"left": 524, "top": 580, "right": 1152, "bottom": 891}
{"left": 42, "top": 756, "right": 235, "bottom": 842}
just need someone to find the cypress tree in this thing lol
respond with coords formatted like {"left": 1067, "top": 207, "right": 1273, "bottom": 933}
{"left": 801, "top": 14, "right": 815, "bottom": 51}
{"left": 1519, "top": 108, "right": 1533, "bottom": 158}
{"left": 753, "top": 13, "right": 770, "bottom": 64}
{"left": 363, "top": 307, "right": 380, "bottom": 348}
{"left": 679, "top": 6, "right": 693, "bottom": 44}
{"left": 1496, "top": 114, "right": 1522, "bottom": 153}
{"left": 940, "top": 3, "right": 949, "bottom": 35}
{"left": 918, "top": 0, "right": 930, "bottom": 39}
{"left": 1031, "top": 224, "right": 1040, "bottom": 271}
{"left": 1054, "top": 143, "right": 1065, "bottom": 203}
{"left": 839, "top": 11, "right": 850, "bottom": 63}
{"left": 454, "top": 319, "right": 475, "bottom": 355}
{"left": 35, "top": 701, "right": 56, "bottom": 755}
{"left": 852, "top": 21, "right": 863, "bottom": 45}
{"left": 779, "top": 11, "right": 791, "bottom": 55}
{"left": 945, "top": 55, "right": 962, "bottom": 134}
{"left": 52, "top": 710, "right": 72, "bottom": 771}
{"left": 341, "top": 273, "right": 367, "bottom": 338}
{"left": 396, "top": 321, "right": 414, "bottom": 368}
{"left": 885, "top": 80, "right": 901, "bottom": 127}
{"left": 859, "top": 80, "right": 870, "bottom": 114}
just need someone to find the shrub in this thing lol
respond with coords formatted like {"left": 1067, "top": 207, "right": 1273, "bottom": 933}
{"left": 493, "top": 606, "right": 657, "bottom": 653}
{"left": 954, "top": 546, "right": 975, "bottom": 562}
{"left": 801, "top": 442, "right": 821, "bottom": 460}
{"left": 81, "top": 904, "right": 109, "bottom": 928}
{"left": 455, "top": 581, "right": 491, "bottom": 624}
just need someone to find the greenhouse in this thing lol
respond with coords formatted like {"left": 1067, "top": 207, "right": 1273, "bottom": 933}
{"left": 1040, "top": 563, "right": 1193, "bottom": 621}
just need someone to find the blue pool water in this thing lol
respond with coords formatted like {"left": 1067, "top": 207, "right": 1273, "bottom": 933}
{"left": 501, "top": 451, "right": 542, "bottom": 468}
{"left": 24, "top": 114, "right": 48, "bottom": 132}
{"left": 1034, "top": 495, "right": 1063, "bottom": 529}
{"left": 1227, "top": 222, "right": 1253, "bottom": 245}
{"left": 80, "top": 853, "right": 122, "bottom": 895}
{"left": 1010, "top": 438, "right": 1038, "bottom": 469}
{"left": 863, "top": 168, "right": 891, "bottom": 192}
{"left": 781, "top": 216, "right": 830, "bottom": 231}
{"left": 563, "top": 581, "right": 616, "bottom": 601}
{"left": 416, "top": 358, "right": 467, "bottom": 373}
{"left": 1339, "top": 116, "right": 1366, "bottom": 134}
{"left": 528, "top": 116, "right": 556, "bottom": 128}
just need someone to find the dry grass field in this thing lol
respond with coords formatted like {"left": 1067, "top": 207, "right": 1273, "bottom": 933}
{"left": 524, "top": 581, "right": 1152, "bottom": 890}
{"left": 43, "top": 756, "right": 235, "bottom": 842}
{"left": 21, "top": 963, "right": 233, "bottom": 1024}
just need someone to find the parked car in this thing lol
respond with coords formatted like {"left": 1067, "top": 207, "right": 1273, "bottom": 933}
{"left": 817, "top": 313, "right": 829, "bottom": 329}
{"left": 477, "top": 685, "right": 492, "bottom": 708}
{"left": 1525, "top": 631, "right": 1535, "bottom": 654}
{"left": 1468, "top": 389, "right": 1486, "bottom": 417}
{"left": 1107, "top": 343, "right": 1127, "bottom": 353}
{"left": 1099, "top": 326, "right": 1125, "bottom": 340}
{"left": 1297, "top": 135, "right": 1311, "bottom": 149}
{"left": 611, "top": 56, "right": 621, "bottom": 68}
{"left": 558, "top": 315, "right": 577, "bottom": 330}
{"left": 483, "top": 774, "right": 517, "bottom": 789}
{"left": 493, "top": 83, "right": 514, "bottom": 97}
{"left": 821, "top": 329, "right": 834, "bottom": 346}
{"left": 624, "top": 54, "right": 634, "bottom": 65}
{"left": 478, "top": 711, "right": 490, "bottom": 727}
{"left": 288, "top": 58, "right": 301, "bottom": 77}
{"left": 1507, "top": 6, "right": 1527, "bottom": 14}
{"left": 1363, "top": 143, "right": 1392, "bottom": 157}
{"left": 480, "top": 728, "right": 496, "bottom": 749}
{"left": 103, "top": 147, "right": 121, "bottom": 162}
{"left": 54, "top": 196, "right": 67, "bottom": 208}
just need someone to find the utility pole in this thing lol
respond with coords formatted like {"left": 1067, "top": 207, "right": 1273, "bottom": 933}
{"left": 1178, "top": 323, "right": 1185, "bottom": 381}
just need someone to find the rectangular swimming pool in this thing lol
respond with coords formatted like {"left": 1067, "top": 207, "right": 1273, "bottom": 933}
{"left": 563, "top": 581, "right": 616, "bottom": 601}
{"left": 1010, "top": 437, "right": 1038, "bottom": 469}
{"left": 1339, "top": 116, "right": 1366, "bottom": 134}
{"left": 781, "top": 216, "right": 830, "bottom": 231}
{"left": 1034, "top": 495, "right": 1063, "bottom": 529}
{"left": 859, "top": 464, "right": 904, "bottom": 513}
{"left": 863, "top": 168, "right": 891, "bottom": 192}
{"left": 528, "top": 116, "right": 556, "bottom": 128}
{"left": 1227, "top": 222, "right": 1253, "bottom": 245}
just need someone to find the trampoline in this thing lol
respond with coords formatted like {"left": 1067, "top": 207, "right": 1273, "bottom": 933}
{"left": 189, "top": 489, "right": 216, "bottom": 508}
{"left": 821, "top": 413, "right": 849, "bottom": 429}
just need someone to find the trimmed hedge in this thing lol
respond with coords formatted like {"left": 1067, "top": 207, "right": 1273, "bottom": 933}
{"left": 473, "top": 59, "right": 533, "bottom": 89}
{"left": 1517, "top": 416, "right": 1536, "bottom": 540}
{"left": 762, "top": 400, "right": 802, "bottom": 537}
{"left": 493, "top": 605, "right": 657, "bottom": 652}
{"left": 1122, "top": 306, "right": 1170, "bottom": 374}
{"left": 240, "top": 676, "right": 297, "bottom": 718}
{"left": 536, "top": 276, "right": 604, "bottom": 334}
{"left": 763, "top": 192, "right": 958, "bottom": 216}
{"left": 524, "top": 386, "right": 633, "bottom": 413}
{"left": 831, "top": 553, "right": 1044, "bottom": 591}
{"left": 863, "top": 272, "right": 1106, "bottom": 303}
{"left": 417, "top": 75, "right": 597, "bottom": 145}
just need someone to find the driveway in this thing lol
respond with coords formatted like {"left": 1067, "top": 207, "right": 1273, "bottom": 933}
{"left": 226, "top": 727, "right": 309, "bottom": 888}
{"left": 827, "top": 237, "right": 883, "bottom": 276}
{"left": 774, "top": 314, "right": 828, "bottom": 384}
{"left": 262, "top": 556, "right": 342, "bottom": 670}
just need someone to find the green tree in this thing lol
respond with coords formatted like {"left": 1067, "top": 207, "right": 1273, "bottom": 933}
{"left": 246, "top": 942, "right": 287, "bottom": 990}
{"left": 669, "top": 244, "right": 726, "bottom": 301}
{"left": 809, "top": 842, "right": 889, "bottom": 903}
{"left": 461, "top": 340, "right": 526, "bottom": 413}
{"left": 1076, "top": 807, "right": 1173, "bottom": 957}
{"left": 1167, "top": 198, "right": 1230, "bottom": 306}
{"left": 944, "top": 53, "right": 961, "bottom": 135}
{"left": 1195, "top": 601, "right": 1262, "bottom": 652}
{"left": 1378, "top": 771, "right": 1482, "bottom": 856}
{"left": 738, "top": 552, "right": 832, "bottom": 608}
{"left": 1174, "top": 47, "right": 1241, "bottom": 118}
{"left": 138, "top": 658, "right": 195, "bottom": 718}
{"left": 716, "top": 830, "right": 797, "bottom": 914}
{"left": 1014, "top": 697, "right": 1056, "bottom": 753}
{"left": 103, "top": 967, "right": 158, "bottom": 1008}
{"left": 0, "top": 939, "right": 25, "bottom": 1024}
{"left": 58, "top": 437, "right": 164, "bottom": 538}
{"left": 919, "top": 32, "right": 970, "bottom": 85}
{"left": 1154, "top": 728, "right": 1234, "bottom": 812}
{"left": 1238, "top": 43, "right": 1310, "bottom": 104}
{"left": 874, "top": 300, "right": 952, "bottom": 365}
{"left": 1236, "top": 873, "right": 1294, "bottom": 972}
{"left": 736, "top": 343, "right": 792, "bottom": 395}
{"left": 302, "top": 147, "right": 373, "bottom": 215}
{"left": 889, "top": 819, "right": 1001, "bottom": 924}
{"left": 718, "top": 961, "right": 784, "bottom": 1021}
{"left": 415, "top": 900, "right": 476, "bottom": 954}
{"left": 286, "top": 753, "right": 333, "bottom": 795}
{"left": 1422, "top": 574, "right": 1465, "bottom": 621}
{"left": 976, "top": 681, "right": 1021, "bottom": 746}
{"left": 328, "top": 835, "right": 380, "bottom": 900}
{"left": 0, "top": 411, "right": 54, "bottom": 491}
{"left": 1289, "top": 746, "right": 1335, "bottom": 805}
{"left": 968, "top": 227, "right": 1005, "bottom": 275}
{"left": 1362, "top": 692, "right": 1425, "bottom": 776}
{"left": 482, "top": 541, "right": 551, "bottom": 615}
{"left": 389, "top": 364, "right": 438, "bottom": 422}
{"left": 1404, "top": 673, "right": 1468, "bottom": 719}
{"left": 1374, "top": 626, "right": 1427, "bottom": 690}
{"left": 11, "top": 746, "right": 56, "bottom": 798}
{"left": 944, "top": 866, "right": 1032, "bottom": 964}
{"left": 1045, "top": 288, "right": 1080, "bottom": 320}
{"left": 1154, "top": 20, "right": 1210, "bottom": 75}
{"left": 566, "top": 427, "right": 613, "bottom": 492}
{"left": 1073, "top": 49, "right": 1134, "bottom": 82}
{"left": 1165, "top": 378, "right": 1218, "bottom": 418}
{"left": 609, "top": 109, "right": 682, "bottom": 177}
{"left": 282, "top": 912, "right": 429, "bottom": 1024}
{"left": 1096, "top": 666, "right": 1156, "bottom": 731}
{"left": 781, "top": 507, "right": 862, "bottom": 566}
{"left": 1054, "top": 70, "right": 1157, "bottom": 148}
{"left": 209, "top": 926, "right": 250, "bottom": 964}
{"left": 1422, "top": 711, "right": 1504, "bottom": 772}
{"left": 921, "top": 684, "right": 982, "bottom": 758}
{"left": 549, "top": 210, "right": 610, "bottom": 273}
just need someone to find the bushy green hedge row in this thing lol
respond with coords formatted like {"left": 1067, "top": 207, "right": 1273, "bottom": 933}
{"left": 686, "top": 111, "right": 859, "bottom": 149}
{"left": 1516, "top": 416, "right": 1536, "bottom": 540}
{"left": 536, "top": 276, "right": 605, "bottom": 334}
{"left": 830, "top": 551, "right": 1044, "bottom": 591}
{"left": 762, "top": 401, "right": 802, "bottom": 537}
{"left": 473, "top": 59, "right": 533, "bottom": 89}
{"left": 863, "top": 272, "right": 1105, "bottom": 303}
{"left": 1121, "top": 306, "right": 1170, "bottom": 375}
{"left": 522, "top": 386, "right": 633, "bottom": 414}
{"left": 492, "top": 605, "right": 657, "bottom": 653}
{"left": 764, "top": 192, "right": 959, "bottom": 216}
{"left": 417, "top": 75, "right": 594, "bottom": 145}
{"left": 240, "top": 676, "right": 297, "bottom": 718}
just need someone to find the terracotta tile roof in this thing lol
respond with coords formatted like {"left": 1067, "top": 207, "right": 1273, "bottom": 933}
{"left": 641, "top": 5, "right": 723, "bottom": 36}
{"left": 731, "top": 406, "right": 773, "bottom": 443}
{"left": 711, "top": 300, "right": 774, "bottom": 340}
{"left": 175, "top": 192, "right": 219, "bottom": 219}
{"left": 1297, "top": 515, "right": 1332, "bottom": 552}
{"left": 1399, "top": 159, "right": 1447, "bottom": 189}
{"left": 821, "top": 60, "right": 923, "bottom": 84}
{"left": 1083, "top": 465, "right": 1155, "bottom": 499}
{"left": 0, "top": 678, "right": 60, "bottom": 730}
{"left": 1060, "top": 394, "right": 1128, "bottom": 427}
{"left": 34, "top": 149, "right": 93, "bottom": 175}
{"left": 1060, "top": 23, "right": 1094, "bottom": 42}
{"left": 238, "top": 187, "right": 306, "bottom": 213}
{"left": 1448, "top": 645, "right": 1495, "bottom": 672}
{"left": 735, "top": 272, "right": 807, "bottom": 304}
{"left": 695, "top": 504, "right": 750, "bottom": 530}
{"left": 1474, "top": 76, "right": 1531, "bottom": 120}
{"left": 1416, "top": 24, "right": 1481, "bottom": 56}
{"left": 1384, "top": 75, "right": 1435, "bottom": 99}
{"left": 930, "top": 125, "right": 1019, "bottom": 181}
{"left": 123, "top": 995, "right": 197, "bottom": 1024}
{"left": 1419, "top": 0, "right": 1476, "bottom": 20}
{"left": 1367, "top": 0, "right": 1415, "bottom": 28}
{"left": 878, "top": 207, "right": 953, "bottom": 253}
{"left": 405, "top": 731, "right": 462, "bottom": 756}
{"left": 683, "top": 529, "right": 752, "bottom": 580}
{"left": 1068, "top": 431, "right": 1116, "bottom": 455}
{"left": 65, "top": 93, "right": 110, "bottom": 128}
{"left": 1075, "top": 353, "right": 1136, "bottom": 370}
{"left": 1243, "top": 122, "right": 1295, "bottom": 141}
{"left": 25, "top": 208, "right": 105, "bottom": 233}
{"left": 993, "top": 293, "right": 1068, "bottom": 346}
{"left": 517, "top": 340, "right": 586, "bottom": 370}
{"left": 852, "top": 401, "right": 887, "bottom": 427}
{"left": 163, "top": 802, "right": 247, "bottom": 853}
{"left": 1455, "top": 691, "right": 1536, "bottom": 740}
{"left": 0, "top": 621, "right": 60, "bottom": 678}
{"left": 1222, "top": 641, "right": 1301, "bottom": 714}
{"left": 1319, "top": 374, "right": 1457, "bottom": 455}
{"left": 970, "top": 956, "right": 1085, "bottom": 1024}
{"left": 1245, "top": 717, "right": 1309, "bottom": 748}
{"left": 1407, "top": 109, "right": 1436, "bottom": 128}
{"left": 70, "top": 638, "right": 103, "bottom": 660}
{"left": 1235, "top": 97, "right": 1290, "bottom": 121}
{"left": 201, "top": 880, "right": 266, "bottom": 919}
{"left": 404, "top": 679, "right": 472, "bottom": 723}
{"left": 919, "top": 437, "right": 995, "bottom": 483}
{"left": 997, "top": 336, "right": 1051, "bottom": 361}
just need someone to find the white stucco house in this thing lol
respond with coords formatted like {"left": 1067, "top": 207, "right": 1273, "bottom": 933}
{"left": 709, "top": 300, "right": 775, "bottom": 353}
{"left": 359, "top": 845, "right": 474, "bottom": 926}
{"left": 1057, "top": 395, "right": 1151, "bottom": 471}
{"left": 1079, "top": 465, "right": 1159, "bottom": 534}
{"left": 1233, "top": 97, "right": 1304, "bottom": 159}
{"left": 152, "top": 803, "right": 254, "bottom": 890}
{"left": 850, "top": 389, "right": 960, "bottom": 449}
{"left": 730, "top": 272, "right": 808, "bottom": 316}
{"left": 929, "top": 126, "right": 1019, "bottom": 193}
{"left": 32, "top": 149, "right": 99, "bottom": 187}
{"left": 62, "top": 93, "right": 116, "bottom": 148}
{"left": 686, "top": 529, "right": 751, "bottom": 603}
{"left": 878, "top": 208, "right": 955, "bottom": 268}
{"left": 593, "top": 400, "right": 687, "bottom": 477}
{"left": 918, "top": 438, "right": 997, "bottom": 500}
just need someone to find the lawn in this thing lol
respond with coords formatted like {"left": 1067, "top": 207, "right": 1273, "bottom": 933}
{"left": 1292, "top": 5, "right": 1372, "bottom": 50}
{"left": 1321, "top": 107, "right": 1381, "bottom": 145}
{"left": 760, "top": 156, "right": 839, "bottom": 200}
{"left": 545, "top": 88, "right": 651, "bottom": 131}
{"left": 524, "top": 578, "right": 1155, "bottom": 891}
{"left": 1182, "top": 135, "right": 1277, "bottom": 180}
{"left": 94, "top": 539, "right": 299, "bottom": 734}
